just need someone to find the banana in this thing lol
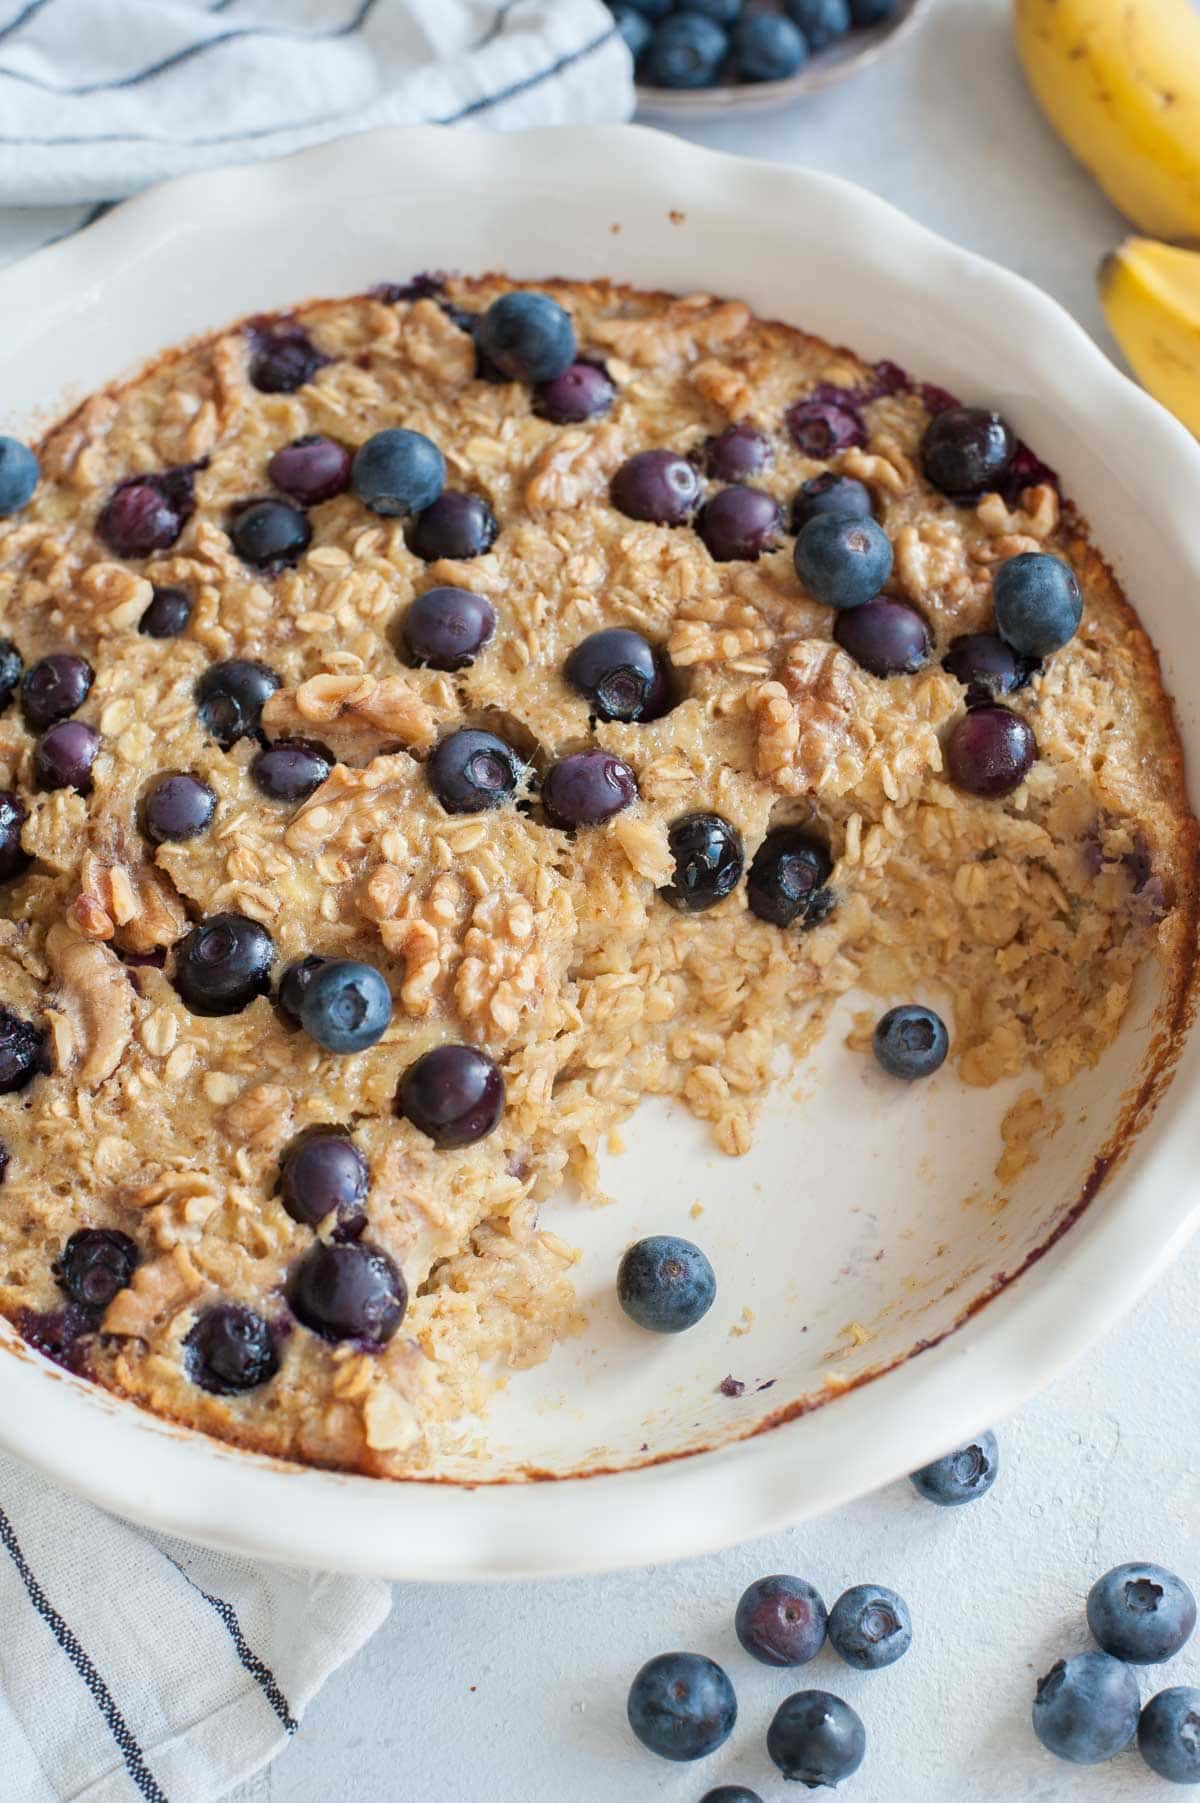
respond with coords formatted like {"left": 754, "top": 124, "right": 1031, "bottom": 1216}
{"left": 1013, "top": 0, "right": 1200, "bottom": 243}
{"left": 1099, "top": 237, "right": 1200, "bottom": 436}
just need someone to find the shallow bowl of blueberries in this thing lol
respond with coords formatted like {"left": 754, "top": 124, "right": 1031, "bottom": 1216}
{"left": 0, "top": 123, "right": 1199, "bottom": 1581}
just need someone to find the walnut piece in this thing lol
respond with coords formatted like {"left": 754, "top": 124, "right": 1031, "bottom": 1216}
{"left": 285, "top": 752, "right": 422, "bottom": 857}
{"left": 44, "top": 923, "right": 133, "bottom": 1087}
{"left": 263, "top": 671, "right": 437, "bottom": 765}
{"left": 525, "top": 423, "right": 624, "bottom": 511}
{"left": 101, "top": 1247, "right": 203, "bottom": 1337}
{"left": 80, "top": 851, "right": 186, "bottom": 953}
{"left": 590, "top": 296, "right": 751, "bottom": 368}
{"left": 690, "top": 358, "right": 755, "bottom": 418}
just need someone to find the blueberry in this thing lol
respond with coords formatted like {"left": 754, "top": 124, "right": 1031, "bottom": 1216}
{"left": 910, "top": 1430, "right": 999, "bottom": 1504}
{"left": 21, "top": 652, "right": 93, "bottom": 730}
{"left": 701, "top": 1791, "right": 762, "bottom": 1803}
{"left": 1033, "top": 1651, "right": 1140, "bottom": 1765}
{"left": 873, "top": 1004, "right": 949, "bottom": 1079}
{"left": 397, "top": 1044, "right": 505, "bottom": 1148}
{"left": 298, "top": 959, "right": 392, "bottom": 1055}
{"left": 792, "top": 471, "right": 873, "bottom": 532}
{"left": 1087, "top": 1564, "right": 1196, "bottom": 1665}
{"left": 767, "top": 1691, "right": 866, "bottom": 1787}
{"left": 0, "top": 639, "right": 21, "bottom": 712}
{"left": 280, "top": 1134, "right": 369, "bottom": 1240}
{"left": 0, "top": 1142, "right": 8, "bottom": 1184}
{"left": 922, "top": 406, "right": 1016, "bottom": 498}
{"left": 352, "top": 428, "right": 446, "bottom": 518}
{"left": 267, "top": 435, "right": 352, "bottom": 505}
{"left": 287, "top": 1240, "right": 407, "bottom": 1345}
{"left": 407, "top": 490, "right": 498, "bottom": 562}
{"left": 564, "top": 628, "right": 671, "bottom": 723}
{"left": 1139, "top": 1687, "right": 1200, "bottom": 1784}
{"left": 698, "top": 423, "right": 774, "bottom": 483}
{"left": 251, "top": 738, "right": 333, "bottom": 803}
{"left": 747, "top": 827, "right": 833, "bottom": 929}
{"left": 185, "top": 1303, "right": 280, "bottom": 1394}
{"left": 196, "top": 658, "right": 280, "bottom": 749}
{"left": 617, "top": 1235, "right": 716, "bottom": 1333}
{"left": 611, "top": 449, "right": 701, "bottom": 525}
{"left": 827, "top": 1585, "right": 912, "bottom": 1670}
{"left": 248, "top": 324, "right": 327, "bottom": 394}
{"left": 0, "top": 438, "right": 38, "bottom": 514}
{"left": 849, "top": 0, "right": 899, "bottom": 21}
{"left": 660, "top": 812, "right": 744, "bottom": 912}
{"left": 34, "top": 720, "right": 100, "bottom": 794}
{"left": 697, "top": 485, "right": 782, "bottom": 562}
{"left": 794, "top": 513, "right": 893, "bottom": 609}
{"left": 686, "top": 0, "right": 742, "bottom": 19}
{"left": 17, "top": 1303, "right": 94, "bottom": 1373}
{"left": 97, "top": 470, "right": 195, "bottom": 557}
{"left": 786, "top": 398, "right": 866, "bottom": 458}
{"left": 229, "top": 497, "right": 311, "bottom": 570}
{"left": 475, "top": 291, "right": 576, "bottom": 386}
{"left": 428, "top": 728, "right": 524, "bottom": 815}
{"left": 643, "top": 15, "right": 728, "bottom": 87}
{"left": 992, "top": 552, "right": 1083, "bottom": 658}
{"left": 56, "top": 1229, "right": 138, "bottom": 1312}
{"left": 736, "top": 1575, "right": 827, "bottom": 1667}
{"left": 733, "top": 13, "right": 808, "bottom": 79}
{"left": 626, "top": 1652, "right": 736, "bottom": 1762}
{"left": 612, "top": 5, "right": 653, "bottom": 57}
{"left": 542, "top": 751, "right": 637, "bottom": 829}
{"left": 537, "top": 361, "right": 616, "bottom": 425}
{"left": 0, "top": 792, "right": 29, "bottom": 883}
{"left": 402, "top": 586, "right": 496, "bottom": 671}
{"left": 621, "top": 0, "right": 671, "bottom": 15}
{"left": 786, "top": 0, "right": 851, "bottom": 50}
{"left": 278, "top": 954, "right": 327, "bottom": 1024}
{"left": 144, "top": 772, "right": 216, "bottom": 844}
{"left": 945, "top": 705, "right": 1036, "bottom": 797}
{"left": 835, "top": 595, "right": 930, "bottom": 676}
{"left": 0, "top": 1009, "right": 45, "bottom": 1094}
{"left": 173, "top": 913, "right": 274, "bottom": 1016}
{"left": 943, "top": 631, "right": 1035, "bottom": 705}
{"left": 139, "top": 584, "right": 193, "bottom": 638}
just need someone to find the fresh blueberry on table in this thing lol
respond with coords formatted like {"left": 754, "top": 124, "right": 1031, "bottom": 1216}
{"left": 627, "top": 1652, "right": 737, "bottom": 1761}
{"left": 251, "top": 738, "right": 333, "bottom": 803}
{"left": 794, "top": 512, "right": 893, "bottom": 609}
{"left": 34, "top": 720, "right": 100, "bottom": 794}
{"left": 542, "top": 750, "right": 638, "bottom": 828}
{"left": 787, "top": 398, "right": 866, "bottom": 457}
{"left": 747, "top": 827, "right": 833, "bottom": 929}
{"left": 407, "top": 490, "right": 499, "bottom": 562}
{"left": 922, "top": 405, "right": 1016, "bottom": 498}
{"left": 267, "top": 435, "right": 352, "bottom": 506}
{"left": 56, "top": 1229, "right": 138, "bottom": 1312}
{"left": 98, "top": 469, "right": 195, "bottom": 557}
{"left": 942, "top": 631, "right": 1035, "bottom": 705}
{"left": 827, "top": 1584, "right": 912, "bottom": 1670}
{"left": 643, "top": 15, "right": 729, "bottom": 88}
{"left": 475, "top": 292, "right": 577, "bottom": 385}
{"left": 910, "top": 1431, "right": 999, "bottom": 1504}
{"left": 298, "top": 959, "right": 392, "bottom": 1055}
{"left": 767, "top": 1690, "right": 866, "bottom": 1787}
{"left": 835, "top": 595, "right": 930, "bottom": 676}
{"left": 1033, "top": 1651, "right": 1141, "bottom": 1764}
{"left": 565, "top": 627, "right": 671, "bottom": 723}
{"left": 736, "top": 1574, "right": 828, "bottom": 1666}
{"left": 287, "top": 1241, "right": 407, "bottom": 1345}
{"left": 1138, "top": 1687, "right": 1200, "bottom": 1784}
{"left": 195, "top": 658, "right": 280, "bottom": 749}
{"left": 280, "top": 1134, "right": 369, "bottom": 1241}
{"left": 786, "top": 0, "right": 851, "bottom": 50}
{"left": 139, "top": 584, "right": 193, "bottom": 639}
{"left": 617, "top": 1235, "right": 716, "bottom": 1333}
{"left": 0, "top": 791, "right": 29, "bottom": 884}
{"left": 185, "top": 1303, "right": 280, "bottom": 1394}
{"left": 612, "top": 5, "right": 654, "bottom": 59}
{"left": 0, "top": 638, "right": 21, "bottom": 711}
{"left": 536, "top": 361, "right": 616, "bottom": 425}
{"left": 699, "top": 423, "right": 774, "bottom": 482}
{"left": 733, "top": 13, "right": 808, "bottom": 80}
{"left": 0, "top": 437, "right": 39, "bottom": 515}
{"left": 277, "top": 954, "right": 328, "bottom": 1025}
{"left": 428, "top": 728, "right": 525, "bottom": 814}
{"left": 660, "top": 812, "right": 744, "bottom": 912}
{"left": 397, "top": 1044, "right": 505, "bottom": 1148}
{"left": 21, "top": 652, "right": 93, "bottom": 730}
{"left": 229, "top": 497, "right": 311, "bottom": 570}
{"left": 402, "top": 586, "right": 496, "bottom": 671}
{"left": 352, "top": 428, "right": 446, "bottom": 518}
{"left": 792, "top": 471, "right": 873, "bottom": 532}
{"left": 173, "top": 913, "right": 275, "bottom": 1017}
{"left": 873, "top": 1004, "right": 949, "bottom": 1080}
{"left": 611, "top": 448, "right": 702, "bottom": 525}
{"left": 697, "top": 485, "right": 782, "bottom": 561}
{"left": 1087, "top": 1564, "right": 1197, "bottom": 1665}
{"left": 143, "top": 772, "right": 217, "bottom": 845}
{"left": 945, "top": 705, "right": 1037, "bottom": 797}
{"left": 992, "top": 551, "right": 1083, "bottom": 658}
{"left": 701, "top": 1790, "right": 762, "bottom": 1803}
{"left": 0, "top": 1009, "right": 45, "bottom": 1094}
{"left": 248, "top": 324, "right": 327, "bottom": 394}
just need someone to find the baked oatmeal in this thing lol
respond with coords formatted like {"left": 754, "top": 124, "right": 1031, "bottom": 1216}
{"left": 0, "top": 274, "right": 1192, "bottom": 1475}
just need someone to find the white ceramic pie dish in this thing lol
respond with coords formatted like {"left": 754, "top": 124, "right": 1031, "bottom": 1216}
{"left": 1, "top": 124, "right": 1199, "bottom": 1580}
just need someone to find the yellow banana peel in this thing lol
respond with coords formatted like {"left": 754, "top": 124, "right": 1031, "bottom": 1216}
{"left": 1100, "top": 237, "right": 1200, "bottom": 436}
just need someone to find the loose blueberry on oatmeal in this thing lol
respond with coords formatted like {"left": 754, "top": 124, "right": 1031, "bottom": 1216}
{"left": 250, "top": 738, "right": 333, "bottom": 803}
{"left": 697, "top": 423, "right": 774, "bottom": 482}
{"left": 661, "top": 812, "right": 745, "bottom": 912}
{"left": 0, "top": 1010, "right": 45, "bottom": 1095}
{"left": 173, "top": 914, "right": 275, "bottom": 1017}
{"left": 352, "top": 427, "right": 446, "bottom": 517}
{"left": 542, "top": 750, "right": 638, "bottom": 828}
{"left": 696, "top": 484, "right": 782, "bottom": 561}
{"left": 229, "top": 497, "right": 311, "bottom": 570}
{"left": 267, "top": 435, "right": 352, "bottom": 505}
{"left": 794, "top": 512, "right": 893, "bottom": 609}
{"left": 922, "top": 405, "right": 1016, "bottom": 499}
{"left": 397, "top": 1045, "right": 505, "bottom": 1148}
{"left": 139, "top": 584, "right": 193, "bottom": 639}
{"left": 56, "top": 1229, "right": 139, "bottom": 1312}
{"left": 564, "top": 628, "right": 671, "bottom": 722}
{"left": 429, "top": 728, "right": 524, "bottom": 814}
{"left": 287, "top": 1240, "right": 407, "bottom": 1345}
{"left": 942, "top": 631, "right": 1035, "bottom": 705}
{"left": 401, "top": 586, "right": 496, "bottom": 671}
{"left": 834, "top": 595, "right": 930, "bottom": 676}
{"left": 97, "top": 465, "right": 197, "bottom": 556}
{"left": 185, "top": 1303, "right": 280, "bottom": 1394}
{"left": 946, "top": 705, "right": 1037, "bottom": 797}
{"left": 791, "top": 470, "right": 873, "bottom": 531}
{"left": 143, "top": 772, "right": 216, "bottom": 845}
{"left": 280, "top": 1133, "right": 369, "bottom": 1240}
{"left": 747, "top": 827, "right": 833, "bottom": 929}
{"left": 299, "top": 959, "right": 393, "bottom": 1055}
{"left": 0, "top": 792, "right": 29, "bottom": 883}
{"left": 536, "top": 360, "right": 616, "bottom": 425}
{"left": 195, "top": 658, "right": 280, "bottom": 748}
{"left": 21, "top": 653, "right": 92, "bottom": 730}
{"left": 407, "top": 490, "right": 498, "bottom": 562}
{"left": 611, "top": 448, "right": 701, "bottom": 524}
{"left": 475, "top": 291, "right": 576, "bottom": 385}
{"left": 34, "top": 720, "right": 99, "bottom": 794}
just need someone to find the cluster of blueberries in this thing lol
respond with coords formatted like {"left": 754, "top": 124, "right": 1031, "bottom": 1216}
{"left": 612, "top": 0, "right": 901, "bottom": 90}
{"left": 627, "top": 1431, "right": 998, "bottom": 1788}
